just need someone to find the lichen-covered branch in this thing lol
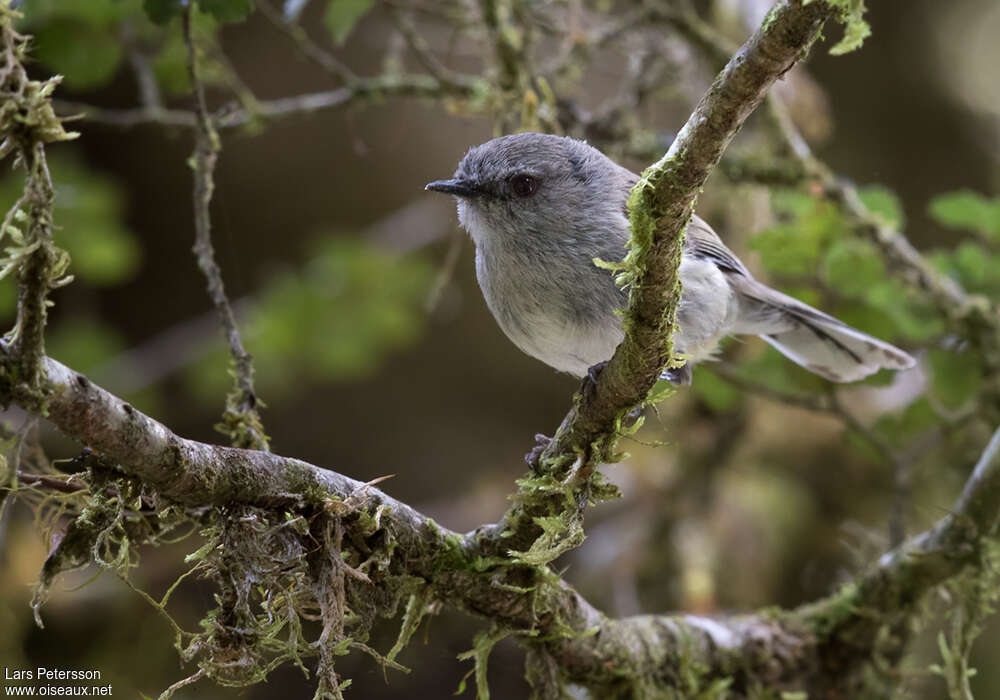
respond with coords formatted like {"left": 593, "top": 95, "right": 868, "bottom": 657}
{"left": 258, "top": 0, "right": 357, "bottom": 82}
{"left": 4, "top": 347, "right": 1000, "bottom": 696}
{"left": 183, "top": 7, "right": 268, "bottom": 451}
{"left": 0, "top": 3, "right": 76, "bottom": 393}
{"left": 498, "top": 0, "right": 837, "bottom": 559}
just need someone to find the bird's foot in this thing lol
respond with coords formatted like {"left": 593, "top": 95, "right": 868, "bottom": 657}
{"left": 525, "top": 433, "right": 553, "bottom": 472}
{"left": 581, "top": 360, "right": 609, "bottom": 403}
{"left": 661, "top": 362, "right": 692, "bottom": 386}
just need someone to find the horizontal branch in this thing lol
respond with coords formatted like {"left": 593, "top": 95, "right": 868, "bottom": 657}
{"left": 54, "top": 73, "right": 485, "bottom": 130}
{"left": 4, "top": 347, "right": 999, "bottom": 694}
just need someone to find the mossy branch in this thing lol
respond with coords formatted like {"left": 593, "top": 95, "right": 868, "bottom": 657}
{"left": 0, "top": 2, "right": 76, "bottom": 396}
{"left": 5, "top": 348, "right": 1000, "bottom": 695}
{"left": 497, "top": 0, "right": 837, "bottom": 559}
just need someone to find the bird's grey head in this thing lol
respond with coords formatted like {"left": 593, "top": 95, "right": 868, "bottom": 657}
{"left": 425, "top": 133, "right": 632, "bottom": 249}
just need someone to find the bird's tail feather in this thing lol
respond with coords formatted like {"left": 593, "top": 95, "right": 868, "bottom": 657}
{"left": 735, "top": 282, "right": 916, "bottom": 383}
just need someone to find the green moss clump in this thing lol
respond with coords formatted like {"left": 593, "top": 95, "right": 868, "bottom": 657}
{"left": 826, "top": 0, "right": 871, "bottom": 55}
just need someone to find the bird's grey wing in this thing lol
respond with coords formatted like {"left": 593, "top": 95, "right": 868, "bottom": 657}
{"left": 684, "top": 216, "right": 753, "bottom": 277}
{"left": 727, "top": 261, "right": 916, "bottom": 382}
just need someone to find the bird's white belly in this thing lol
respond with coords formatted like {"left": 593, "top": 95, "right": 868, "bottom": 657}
{"left": 476, "top": 245, "right": 738, "bottom": 378}
{"left": 505, "top": 312, "right": 623, "bottom": 378}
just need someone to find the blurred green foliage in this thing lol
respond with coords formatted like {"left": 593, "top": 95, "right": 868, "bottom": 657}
{"left": 929, "top": 190, "right": 1000, "bottom": 241}
{"left": 743, "top": 187, "right": 937, "bottom": 398}
{"left": 929, "top": 191, "right": 1000, "bottom": 299}
{"left": 735, "top": 184, "right": 999, "bottom": 443}
{"left": 32, "top": 19, "right": 123, "bottom": 88}
{"left": 186, "top": 237, "right": 433, "bottom": 397}
{"left": 325, "top": 0, "right": 373, "bottom": 45}
{"left": 690, "top": 366, "right": 741, "bottom": 412}
{"left": 0, "top": 150, "right": 433, "bottom": 405}
{"left": 46, "top": 316, "right": 128, "bottom": 372}
{"left": 143, "top": 0, "right": 255, "bottom": 24}
{"left": 17, "top": 0, "right": 137, "bottom": 88}
{"left": 17, "top": 0, "right": 227, "bottom": 93}
{"left": 0, "top": 152, "right": 141, "bottom": 319}
{"left": 858, "top": 185, "right": 905, "bottom": 229}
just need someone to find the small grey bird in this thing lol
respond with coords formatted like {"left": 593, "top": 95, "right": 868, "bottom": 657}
{"left": 426, "top": 133, "right": 915, "bottom": 385}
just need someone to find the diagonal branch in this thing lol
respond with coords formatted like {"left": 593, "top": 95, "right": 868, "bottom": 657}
{"left": 498, "top": 0, "right": 837, "bottom": 557}
{"left": 663, "top": 4, "right": 1000, "bottom": 424}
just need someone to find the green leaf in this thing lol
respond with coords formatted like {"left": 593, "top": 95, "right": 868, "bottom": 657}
{"left": 185, "top": 237, "right": 432, "bottom": 398}
{"left": 20, "top": 0, "right": 136, "bottom": 25}
{"left": 69, "top": 222, "right": 142, "bottom": 286}
{"left": 858, "top": 185, "right": 904, "bottom": 229}
{"left": 32, "top": 20, "right": 124, "bottom": 88}
{"left": 47, "top": 317, "right": 127, "bottom": 373}
{"left": 927, "top": 348, "right": 981, "bottom": 410}
{"left": 324, "top": 0, "right": 373, "bottom": 45}
{"left": 953, "top": 242, "right": 989, "bottom": 287}
{"left": 199, "top": 0, "right": 255, "bottom": 23}
{"left": 770, "top": 189, "right": 815, "bottom": 218}
{"left": 752, "top": 191, "right": 850, "bottom": 277}
{"left": 874, "top": 397, "right": 936, "bottom": 447}
{"left": 821, "top": 238, "right": 885, "bottom": 298}
{"left": 143, "top": 0, "right": 184, "bottom": 24}
{"left": 931, "top": 243, "right": 1000, "bottom": 296}
{"left": 864, "top": 280, "right": 943, "bottom": 341}
{"left": 736, "top": 343, "right": 827, "bottom": 396}
{"left": 692, "top": 369, "right": 741, "bottom": 413}
{"left": 150, "top": 14, "right": 223, "bottom": 95}
{"left": 152, "top": 29, "right": 192, "bottom": 95}
{"left": 750, "top": 224, "right": 823, "bottom": 276}
{"left": 929, "top": 190, "right": 1000, "bottom": 240}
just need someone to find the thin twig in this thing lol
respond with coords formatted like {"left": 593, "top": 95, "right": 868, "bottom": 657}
{"left": 121, "top": 20, "right": 163, "bottom": 111}
{"left": 828, "top": 392, "right": 912, "bottom": 546}
{"left": 389, "top": 7, "right": 477, "bottom": 92}
{"left": 708, "top": 362, "right": 831, "bottom": 412}
{"left": 15, "top": 471, "right": 87, "bottom": 494}
{"left": 183, "top": 8, "right": 268, "bottom": 452}
{"left": 479, "top": 0, "right": 522, "bottom": 92}
{"left": 258, "top": 0, "right": 356, "bottom": 83}
{"left": 709, "top": 362, "right": 915, "bottom": 545}
{"left": 52, "top": 100, "right": 198, "bottom": 128}
{"left": 54, "top": 72, "right": 485, "bottom": 131}
{"left": 424, "top": 227, "right": 464, "bottom": 313}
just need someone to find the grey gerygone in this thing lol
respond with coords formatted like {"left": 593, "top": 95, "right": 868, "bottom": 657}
{"left": 425, "top": 133, "right": 915, "bottom": 385}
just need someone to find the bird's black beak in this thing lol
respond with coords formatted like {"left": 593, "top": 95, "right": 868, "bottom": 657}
{"left": 425, "top": 178, "right": 483, "bottom": 198}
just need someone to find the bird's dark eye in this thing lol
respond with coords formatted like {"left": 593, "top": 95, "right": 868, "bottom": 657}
{"left": 509, "top": 173, "right": 539, "bottom": 197}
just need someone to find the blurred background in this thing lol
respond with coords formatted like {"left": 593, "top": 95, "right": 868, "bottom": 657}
{"left": 1, "top": 0, "right": 999, "bottom": 697}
